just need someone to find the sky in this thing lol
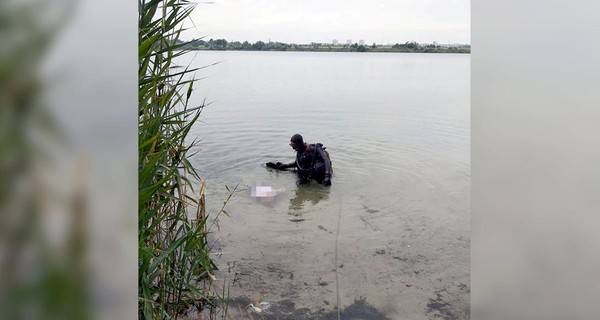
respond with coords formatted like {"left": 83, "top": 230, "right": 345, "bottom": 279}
{"left": 186, "top": 0, "right": 470, "bottom": 45}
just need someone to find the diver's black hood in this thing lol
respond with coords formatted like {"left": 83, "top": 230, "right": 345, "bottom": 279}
{"left": 290, "top": 134, "right": 304, "bottom": 152}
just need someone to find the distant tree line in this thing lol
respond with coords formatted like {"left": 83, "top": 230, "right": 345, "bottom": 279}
{"left": 184, "top": 38, "right": 290, "bottom": 51}
{"left": 390, "top": 41, "right": 467, "bottom": 53}
{"left": 392, "top": 41, "right": 420, "bottom": 50}
{"left": 179, "top": 38, "right": 470, "bottom": 53}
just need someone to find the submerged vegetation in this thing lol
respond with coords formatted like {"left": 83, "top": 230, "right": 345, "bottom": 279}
{"left": 139, "top": 0, "right": 231, "bottom": 318}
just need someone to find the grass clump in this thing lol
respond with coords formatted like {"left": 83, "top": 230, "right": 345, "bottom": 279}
{"left": 139, "top": 0, "right": 228, "bottom": 318}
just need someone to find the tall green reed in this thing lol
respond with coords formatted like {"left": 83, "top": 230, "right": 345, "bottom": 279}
{"left": 139, "top": 0, "right": 230, "bottom": 318}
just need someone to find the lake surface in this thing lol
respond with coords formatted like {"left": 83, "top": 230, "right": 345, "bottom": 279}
{"left": 186, "top": 51, "right": 470, "bottom": 319}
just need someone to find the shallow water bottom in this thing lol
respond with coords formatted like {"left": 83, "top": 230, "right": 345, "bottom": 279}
{"left": 201, "top": 167, "right": 470, "bottom": 320}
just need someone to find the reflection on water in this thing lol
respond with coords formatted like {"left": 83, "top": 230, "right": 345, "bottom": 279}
{"left": 289, "top": 183, "right": 331, "bottom": 214}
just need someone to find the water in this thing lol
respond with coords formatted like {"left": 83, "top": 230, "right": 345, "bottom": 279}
{"left": 186, "top": 51, "right": 470, "bottom": 319}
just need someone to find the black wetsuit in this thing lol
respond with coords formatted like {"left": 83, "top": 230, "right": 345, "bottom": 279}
{"left": 284, "top": 143, "right": 332, "bottom": 184}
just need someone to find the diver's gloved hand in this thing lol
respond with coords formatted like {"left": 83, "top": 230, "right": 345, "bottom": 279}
{"left": 323, "top": 174, "right": 332, "bottom": 186}
{"left": 266, "top": 161, "right": 279, "bottom": 169}
{"left": 266, "top": 161, "right": 286, "bottom": 170}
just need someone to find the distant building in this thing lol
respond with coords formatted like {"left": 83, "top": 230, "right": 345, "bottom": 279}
{"left": 359, "top": 40, "right": 365, "bottom": 45}
{"left": 332, "top": 39, "right": 339, "bottom": 45}
{"left": 346, "top": 39, "right": 352, "bottom": 45}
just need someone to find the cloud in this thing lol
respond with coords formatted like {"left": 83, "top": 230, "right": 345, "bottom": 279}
{"left": 188, "top": 0, "right": 470, "bottom": 43}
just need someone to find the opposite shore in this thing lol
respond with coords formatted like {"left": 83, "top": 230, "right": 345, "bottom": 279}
{"left": 180, "top": 39, "right": 470, "bottom": 54}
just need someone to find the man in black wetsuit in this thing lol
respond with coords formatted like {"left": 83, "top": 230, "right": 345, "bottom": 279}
{"left": 272, "top": 134, "right": 333, "bottom": 186}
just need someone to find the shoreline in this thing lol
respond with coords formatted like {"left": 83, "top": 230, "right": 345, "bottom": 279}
{"left": 184, "top": 47, "right": 470, "bottom": 54}
{"left": 178, "top": 40, "right": 470, "bottom": 54}
{"left": 187, "top": 48, "right": 470, "bottom": 54}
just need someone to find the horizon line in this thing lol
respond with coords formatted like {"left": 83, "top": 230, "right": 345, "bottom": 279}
{"left": 182, "top": 37, "right": 471, "bottom": 46}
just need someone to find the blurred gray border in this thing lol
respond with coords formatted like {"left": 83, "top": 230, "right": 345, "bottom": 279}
{"left": 44, "top": 0, "right": 137, "bottom": 318}
{"left": 472, "top": 0, "right": 600, "bottom": 319}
